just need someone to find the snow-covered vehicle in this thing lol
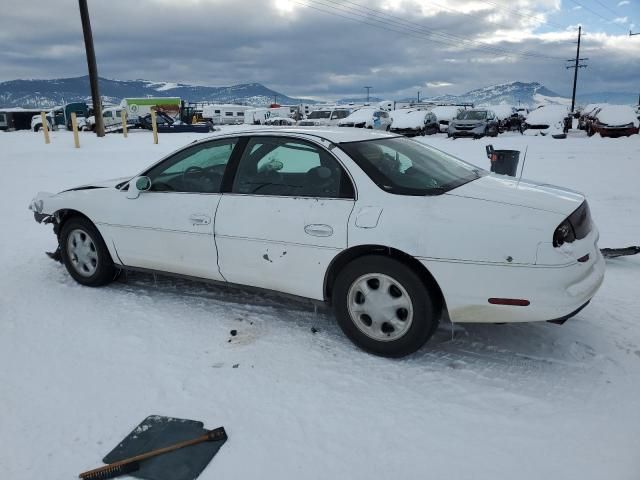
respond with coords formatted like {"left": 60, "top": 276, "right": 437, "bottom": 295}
{"left": 447, "top": 109, "right": 499, "bottom": 139}
{"left": 523, "top": 105, "right": 568, "bottom": 136}
{"left": 85, "top": 106, "right": 123, "bottom": 131}
{"left": 589, "top": 105, "right": 639, "bottom": 138}
{"left": 202, "top": 104, "right": 250, "bottom": 125}
{"left": 31, "top": 112, "right": 54, "bottom": 132}
{"left": 390, "top": 110, "right": 438, "bottom": 136}
{"left": 430, "top": 106, "right": 464, "bottom": 132}
{"left": 31, "top": 102, "right": 89, "bottom": 132}
{"left": 30, "top": 128, "right": 604, "bottom": 357}
{"left": 338, "top": 108, "right": 392, "bottom": 130}
{"left": 578, "top": 103, "right": 605, "bottom": 131}
{"left": 264, "top": 116, "right": 296, "bottom": 126}
{"left": 297, "top": 108, "right": 351, "bottom": 127}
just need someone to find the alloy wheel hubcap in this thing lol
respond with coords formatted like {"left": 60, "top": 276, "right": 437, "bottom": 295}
{"left": 347, "top": 273, "right": 414, "bottom": 342}
{"left": 67, "top": 229, "right": 99, "bottom": 277}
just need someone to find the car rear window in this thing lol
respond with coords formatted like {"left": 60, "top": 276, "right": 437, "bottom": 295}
{"left": 340, "top": 137, "right": 485, "bottom": 196}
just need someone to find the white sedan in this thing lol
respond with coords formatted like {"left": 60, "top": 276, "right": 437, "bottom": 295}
{"left": 29, "top": 128, "right": 605, "bottom": 357}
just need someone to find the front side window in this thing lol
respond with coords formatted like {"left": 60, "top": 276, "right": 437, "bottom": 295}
{"left": 225, "top": 112, "right": 234, "bottom": 116}
{"left": 307, "top": 111, "right": 331, "bottom": 119}
{"left": 144, "top": 138, "right": 238, "bottom": 193}
{"left": 232, "top": 137, "right": 354, "bottom": 198}
{"left": 340, "top": 137, "right": 485, "bottom": 196}
{"left": 331, "top": 110, "right": 350, "bottom": 120}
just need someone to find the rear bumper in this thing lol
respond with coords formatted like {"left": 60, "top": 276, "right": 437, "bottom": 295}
{"left": 595, "top": 126, "right": 638, "bottom": 137}
{"left": 390, "top": 128, "right": 421, "bottom": 136}
{"left": 449, "top": 125, "right": 485, "bottom": 137}
{"left": 421, "top": 232, "right": 605, "bottom": 324}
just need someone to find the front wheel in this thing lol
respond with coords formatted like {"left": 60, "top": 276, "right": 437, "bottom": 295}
{"left": 59, "top": 216, "right": 117, "bottom": 287}
{"left": 333, "top": 256, "right": 438, "bottom": 357}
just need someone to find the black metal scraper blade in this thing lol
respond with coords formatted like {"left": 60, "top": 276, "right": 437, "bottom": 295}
{"left": 102, "top": 416, "right": 227, "bottom": 480}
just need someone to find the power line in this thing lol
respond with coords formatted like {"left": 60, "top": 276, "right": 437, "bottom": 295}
{"left": 591, "top": 0, "right": 623, "bottom": 18}
{"left": 295, "top": 0, "right": 565, "bottom": 61}
{"left": 567, "top": 0, "right": 629, "bottom": 32}
{"left": 321, "top": 0, "right": 565, "bottom": 59}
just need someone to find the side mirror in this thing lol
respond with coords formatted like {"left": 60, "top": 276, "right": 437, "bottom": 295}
{"left": 126, "top": 176, "right": 151, "bottom": 199}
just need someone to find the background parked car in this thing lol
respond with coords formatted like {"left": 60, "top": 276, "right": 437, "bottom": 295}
{"left": 298, "top": 108, "right": 352, "bottom": 127}
{"left": 264, "top": 116, "right": 296, "bottom": 126}
{"left": 85, "top": 106, "right": 123, "bottom": 131}
{"left": 447, "top": 109, "right": 499, "bottom": 139}
{"left": 489, "top": 105, "right": 518, "bottom": 132}
{"left": 430, "top": 106, "right": 464, "bottom": 132}
{"left": 338, "top": 108, "right": 392, "bottom": 130}
{"left": 578, "top": 104, "right": 605, "bottom": 131}
{"left": 390, "top": 109, "right": 439, "bottom": 136}
{"left": 523, "top": 105, "right": 568, "bottom": 136}
{"left": 589, "top": 105, "right": 639, "bottom": 137}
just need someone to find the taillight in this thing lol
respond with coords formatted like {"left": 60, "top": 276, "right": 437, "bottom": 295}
{"left": 553, "top": 201, "right": 592, "bottom": 248}
{"left": 553, "top": 219, "right": 575, "bottom": 247}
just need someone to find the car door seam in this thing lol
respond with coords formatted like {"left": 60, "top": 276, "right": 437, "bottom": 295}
{"left": 213, "top": 195, "right": 228, "bottom": 282}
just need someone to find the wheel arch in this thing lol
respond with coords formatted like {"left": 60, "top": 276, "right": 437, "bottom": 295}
{"left": 51, "top": 208, "right": 120, "bottom": 265}
{"left": 324, "top": 244, "right": 447, "bottom": 317}
{"left": 52, "top": 208, "right": 94, "bottom": 236}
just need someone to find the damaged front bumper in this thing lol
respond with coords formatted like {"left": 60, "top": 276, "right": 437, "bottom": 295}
{"left": 29, "top": 192, "right": 63, "bottom": 262}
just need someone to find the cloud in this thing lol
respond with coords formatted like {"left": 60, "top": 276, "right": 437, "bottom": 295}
{"left": 426, "top": 82, "right": 454, "bottom": 88}
{"left": 0, "top": 0, "right": 637, "bottom": 99}
{"left": 617, "top": 1, "right": 630, "bottom": 5}
{"left": 612, "top": 16, "right": 629, "bottom": 24}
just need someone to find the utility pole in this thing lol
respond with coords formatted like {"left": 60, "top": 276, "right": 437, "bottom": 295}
{"left": 364, "top": 86, "right": 372, "bottom": 103}
{"left": 566, "top": 26, "right": 588, "bottom": 114}
{"left": 417, "top": 91, "right": 421, "bottom": 103}
{"left": 274, "top": 95, "right": 278, "bottom": 105}
{"left": 78, "top": 0, "right": 104, "bottom": 137}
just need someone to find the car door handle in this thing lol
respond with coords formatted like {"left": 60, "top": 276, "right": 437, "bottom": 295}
{"left": 304, "top": 224, "right": 333, "bottom": 237}
{"left": 189, "top": 214, "right": 211, "bottom": 225}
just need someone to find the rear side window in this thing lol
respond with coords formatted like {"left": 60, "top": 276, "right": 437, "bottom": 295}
{"left": 232, "top": 137, "right": 354, "bottom": 198}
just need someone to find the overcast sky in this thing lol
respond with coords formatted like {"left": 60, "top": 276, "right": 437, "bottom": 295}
{"left": 0, "top": 0, "right": 638, "bottom": 99}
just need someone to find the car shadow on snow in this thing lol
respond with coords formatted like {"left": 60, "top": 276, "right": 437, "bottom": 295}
{"left": 109, "top": 270, "right": 607, "bottom": 389}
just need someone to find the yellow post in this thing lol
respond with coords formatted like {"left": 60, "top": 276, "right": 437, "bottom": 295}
{"left": 121, "top": 109, "right": 128, "bottom": 138}
{"left": 40, "top": 112, "right": 50, "bottom": 144}
{"left": 71, "top": 112, "right": 80, "bottom": 148}
{"left": 192, "top": 115, "right": 197, "bottom": 124}
{"left": 151, "top": 109, "right": 158, "bottom": 144}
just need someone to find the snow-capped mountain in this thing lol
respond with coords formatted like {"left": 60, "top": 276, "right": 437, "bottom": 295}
{"left": 426, "top": 82, "right": 567, "bottom": 107}
{"left": 0, "top": 76, "right": 311, "bottom": 108}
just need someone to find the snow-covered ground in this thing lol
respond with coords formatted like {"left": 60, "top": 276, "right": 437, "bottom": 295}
{"left": 1, "top": 128, "right": 639, "bottom": 479}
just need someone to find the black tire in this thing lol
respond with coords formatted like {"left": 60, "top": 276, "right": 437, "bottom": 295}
{"left": 332, "top": 255, "right": 438, "bottom": 357}
{"left": 59, "top": 216, "right": 116, "bottom": 287}
{"left": 34, "top": 125, "right": 41, "bottom": 132}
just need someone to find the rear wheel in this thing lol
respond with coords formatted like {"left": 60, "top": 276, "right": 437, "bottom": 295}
{"left": 59, "top": 216, "right": 116, "bottom": 287}
{"left": 333, "top": 256, "right": 438, "bottom": 357}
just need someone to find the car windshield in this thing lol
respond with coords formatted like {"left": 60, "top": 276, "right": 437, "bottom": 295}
{"left": 340, "top": 137, "right": 485, "bottom": 195}
{"left": 307, "top": 111, "right": 331, "bottom": 119}
{"left": 457, "top": 110, "right": 487, "bottom": 120}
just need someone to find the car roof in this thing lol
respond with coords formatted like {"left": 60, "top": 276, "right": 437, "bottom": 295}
{"left": 197, "top": 127, "right": 402, "bottom": 144}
